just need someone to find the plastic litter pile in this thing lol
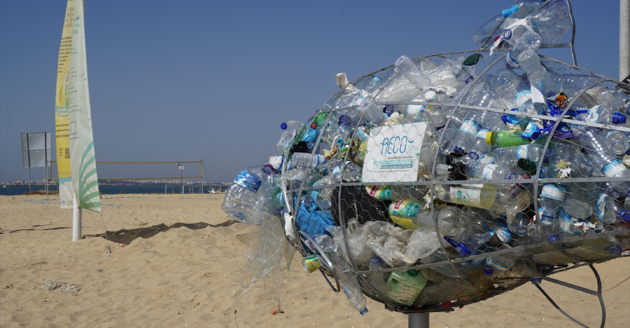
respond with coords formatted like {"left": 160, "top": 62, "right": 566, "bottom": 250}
{"left": 222, "top": 0, "right": 630, "bottom": 314}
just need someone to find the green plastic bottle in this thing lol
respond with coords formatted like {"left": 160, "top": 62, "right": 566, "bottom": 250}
{"left": 486, "top": 130, "right": 531, "bottom": 147}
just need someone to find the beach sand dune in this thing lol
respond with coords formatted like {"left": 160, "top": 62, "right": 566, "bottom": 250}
{"left": 1, "top": 194, "right": 628, "bottom": 327}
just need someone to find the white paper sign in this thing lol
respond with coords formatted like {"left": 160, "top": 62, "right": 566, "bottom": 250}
{"left": 362, "top": 122, "right": 427, "bottom": 183}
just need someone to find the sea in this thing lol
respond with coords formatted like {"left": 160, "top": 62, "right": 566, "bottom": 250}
{"left": 1, "top": 185, "right": 223, "bottom": 196}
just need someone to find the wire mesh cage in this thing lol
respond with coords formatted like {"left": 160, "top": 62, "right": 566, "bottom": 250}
{"left": 275, "top": 51, "right": 630, "bottom": 314}
{"left": 221, "top": 0, "right": 630, "bottom": 320}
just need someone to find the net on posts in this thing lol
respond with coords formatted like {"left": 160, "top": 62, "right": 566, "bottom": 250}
{"left": 221, "top": 0, "right": 630, "bottom": 316}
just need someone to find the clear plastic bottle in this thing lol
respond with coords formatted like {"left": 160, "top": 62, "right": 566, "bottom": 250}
{"left": 506, "top": 31, "right": 541, "bottom": 68}
{"left": 277, "top": 121, "right": 303, "bottom": 154}
{"left": 424, "top": 90, "right": 447, "bottom": 130}
{"left": 596, "top": 193, "right": 630, "bottom": 224}
{"left": 492, "top": 143, "right": 544, "bottom": 168}
{"left": 394, "top": 55, "right": 432, "bottom": 90}
{"left": 538, "top": 184, "right": 566, "bottom": 214}
{"left": 358, "top": 96, "right": 385, "bottom": 126}
{"left": 483, "top": 244, "right": 525, "bottom": 275}
{"left": 579, "top": 129, "right": 630, "bottom": 196}
{"left": 334, "top": 258, "right": 368, "bottom": 315}
{"left": 506, "top": 212, "right": 530, "bottom": 237}
{"left": 465, "top": 162, "right": 513, "bottom": 180}
{"left": 292, "top": 153, "right": 327, "bottom": 168}
{"left": 467, "top": 128, "right": 492, "bottom": 161}
{"left": 368, "top": 256, "right": 390, "bottom": 295}
{"left": 517, "top": 48, "right": 552, "bottom": 93}
{"left": 605, "top": 130, "right": 630, "bottom": 155}
{"left": 582, "top": 105, "right": 628, "bottom": 126}
{"left": 221, "top": 166, "right": 279, "bottom": 224}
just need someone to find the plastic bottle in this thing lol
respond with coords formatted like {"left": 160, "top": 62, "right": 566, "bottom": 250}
{"left": 506, "top": 212, "right": 530, "bottom": 237}
{"left": 465, "top": 162, "right": 512, "bottom": 180}
{"left": 394, "top": 55, "right": 432, "bottom": 90}
{"left": 596, "top": 193, "right": 630, "bottom": 224}
{"left": 486, "top": 130, "right": 531, "bottom": 147}
{"left": 579, "top": 129, "right": 630, "bottom": 196}
{"left": 358, "top": 96, "right": 386, "bottom": 126}
{"left": 538, "top": 184, "right": 566, "bottom": 214}
{"left": 276, "top": 121, "right": 303, "bottom": 154}
{"left": 483, "top": 244, "right": 525, "bottom": 275}
{"left": 506, "top": 31, "right": 541, "bottom": 68}
{"left": 605, "top": 130, "right": 630, "bottom": 155}
{"left": 492, "top": 143, "right": 544, "bottom": 168}
{"left": 368, "top": 256, "right": 390, "bottom": 295}
{"left": 517, "top": 48, "right": 552, "bottom": 93}
{"left": 365, "top": 185, "right": 427, "bottom": 202}
{"left": 434, "top": 184, "right": 498, "bottom": 209}
{"left": 292, "top": 153, "right": 327, "bottom": 168}
{"left": 424, "top": 90, "right": 447, "bottom": 130}
{"left": 467, "top": 128, "right": 492, "bottom": 161}
{"left": 221, "top": 166, "right": 279, "bottom": 225}
{"left": 582, "top": 105, "right": 628, "bottom": 126}
{"left": 334, "top": 258, "right": 368, "bottom": 315}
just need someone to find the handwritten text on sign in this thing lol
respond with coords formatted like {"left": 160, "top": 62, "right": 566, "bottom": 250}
{"left": 362, "top": 122, "right": 427, "bottom": 183}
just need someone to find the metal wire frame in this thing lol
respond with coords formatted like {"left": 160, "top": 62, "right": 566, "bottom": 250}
{"left": 278, "top": 0, "right": 630, "bottom": 315}
{"left": 281, "top": 49, "right": 630, "bottom": 310}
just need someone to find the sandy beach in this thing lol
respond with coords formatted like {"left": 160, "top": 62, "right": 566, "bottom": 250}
{"left": 1, "top": 194, "right": 629, "bottom": 328}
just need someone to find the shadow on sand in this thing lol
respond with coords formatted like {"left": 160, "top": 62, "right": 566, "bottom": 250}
{"left": 84, "top": 220, "right": 239, "bottom": 245}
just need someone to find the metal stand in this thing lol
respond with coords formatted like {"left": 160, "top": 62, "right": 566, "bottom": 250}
{"left": 408, "top": 313, "right": 429, "bottom": 328}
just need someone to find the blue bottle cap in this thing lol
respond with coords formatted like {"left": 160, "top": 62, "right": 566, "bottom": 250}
{"left": 483, "top": 265, "right": 494, "bottom": 276}
{"left": 547, "top": 235, "right": 560, "bottom": 243}
{"left": 338, "top": 115, "right": 352, "bottom": 127}
{"left": 370, "top": 256, "right": 381, "bottom": 264}
{"left": 372, "top": 76, "right": 381, "bottom": 82}
{"left": 359, "top": 308, "right": 368, "bottom": 315}
{"left": 612, "top": 112, "right": 627, "bottom": 125}
{"left": 619, "top": 210, "right": 630, "bottom": 223}
{"left": 530, "top": 277, "right": 542, "bottom": 285}
{"left": 607, "top": 245, "right": 622, "bottom": 256}
{"left": 453, "top": 146, "right": 465, "bottom": 154}
{"left": 281, "top": 122, "right": 288, "bottom": 130}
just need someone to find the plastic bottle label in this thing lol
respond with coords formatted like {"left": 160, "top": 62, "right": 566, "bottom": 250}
{"left": 541, "top": 184, "right": 566, "bottom": 201}
{"left": 482, "top": 164, "right": 497, "bottom": 180}
{"left": 460, "top": 119, "right": 481, "bottom": 136}
{"left": 596, "top": 193, "right": 608, "bottom": 222}
{"left": 233, "top": 171, "right": 262, "bottom": 193}
{"left": 514, "top": 90, "right": 531, "bottom": 109}
{"left": 390, "top": 199, "right": 420, "bottom": 218}
{"left": 449, "top": 184, "right": 484, "bottom": 208}
{"left": 516, "top": 145, "right": 529, "bottom": 160}
{"left": 586, "top": 105, "right": 601, "bottom": 123}
{"left": 558, "top": 208, "right": 583, "bottom": 235}
{"left": 476, "top": 128, "right": 490, "bottom": 139}
{"left": 367, "top": 185, "right": 392, "bottom": 200}
{"left": 602, "top": 160, "right": 626, "bottom": 178}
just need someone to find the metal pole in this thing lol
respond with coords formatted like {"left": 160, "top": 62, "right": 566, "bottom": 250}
{"left": 28, "top": 168, "right": 32, "bottom": 192}
{"left": 408, "top": 313, "right": 429, "bottom": 328}
{"left": 72, "top": 195, "right": 82, "bottom": 241}
{"left": 621, "top": 0, "right": 630, "bottom": 81}
{"left": 180, "top": 170, "right": 183, "bottom": 194}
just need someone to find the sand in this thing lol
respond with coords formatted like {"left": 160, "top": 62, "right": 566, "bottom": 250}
{"left": 1, "top": 194, "right": 629, "bottom": 328}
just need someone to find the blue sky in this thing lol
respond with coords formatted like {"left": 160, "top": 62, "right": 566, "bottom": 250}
{"left": 0, "top": 0, "right": 622, "bottom": 182}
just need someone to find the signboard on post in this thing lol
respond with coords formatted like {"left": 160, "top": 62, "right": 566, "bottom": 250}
{"left": 21, "top": 132, "right": 52, "bottom": 193}
{"left": 361, "top": 122, "right": 427, "bottom": 183}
